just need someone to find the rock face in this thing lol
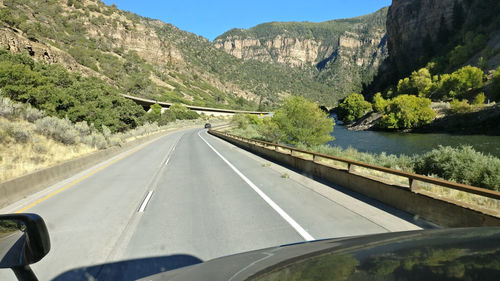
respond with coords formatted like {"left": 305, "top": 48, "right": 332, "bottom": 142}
{"left": 386, "top": 0, "right": 457, "bottom": 76}
{"left": 0, "top": 28, "right": 107, "bottom": 80}
{"left": 214, "top": 36, "right": 324, "bottom": 67}
{"left": 213, "top": 8, "right": 389, "bottom": 98}
{"left": 87, "top": 20, "right": 186, "bottom": 67}
{"left": 214, "top": 32, "right": 385, "bottom": 69}
{"left": 366, "top": 0, "right": 500, "bottom": 96}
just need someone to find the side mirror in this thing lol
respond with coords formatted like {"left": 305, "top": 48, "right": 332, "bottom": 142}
{"left": 0, "top": 213, "right": 50, "bottom": 281}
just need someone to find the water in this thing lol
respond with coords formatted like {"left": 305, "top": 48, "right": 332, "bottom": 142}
{"left": 327, "top": 118, "right": 500, "bottom": 158}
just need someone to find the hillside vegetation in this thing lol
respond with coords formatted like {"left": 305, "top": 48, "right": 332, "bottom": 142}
{"left": 215, "top": 8, "right": 388, "bottom": 103}
{"left": 340, "top": 56, "right": 499, "bottom": 131}
{"left": 0, "top": 50, "right": 144, "bottom": 132}
{"left": 0, "top": 95, "right": 169, "bottom": 181}
{"left": 0, "top": 0, "right": 338, "bottom": 109}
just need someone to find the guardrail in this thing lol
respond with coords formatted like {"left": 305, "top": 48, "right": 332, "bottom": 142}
{"left": 209, "top": 129, "right": 500, "bottom": 226}
{"left": 209, "top": 130, "right": 500, "bottom": 202}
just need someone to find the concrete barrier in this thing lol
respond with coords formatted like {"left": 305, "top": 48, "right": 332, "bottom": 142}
{"left": 0, "top": 128, "right": 179, "bottom": 209}
{"left": 210, "top": 131, "right": 500, "bottom": 227}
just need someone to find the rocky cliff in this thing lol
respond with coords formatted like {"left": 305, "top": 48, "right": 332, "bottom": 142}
{"left": 386, "top": 0, "right": 457, "bottom": 77}
{"left": 213, "top": 8, "right": 388, "bottom": 99}
{"left": 367, "top": 0, "right": 500, "bottom": 95}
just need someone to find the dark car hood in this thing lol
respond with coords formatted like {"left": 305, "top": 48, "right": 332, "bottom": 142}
{"left": 139, "top": 227, "right": 500, "bottom": 281}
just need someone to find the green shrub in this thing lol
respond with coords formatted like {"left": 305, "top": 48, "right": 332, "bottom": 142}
{"left": 81, "top": 131, "right": 107, "bottom": 149}
{"left": 158, "top": 111, "right": 176, "bottom": 125}
{"left": 299, "top": 144, "right": 415, "bottom": 172}
{"left": 244, "top": 114, "right": 263, "bottom": 126}
{"left": 0, "top": 95, "right": 23, "bottom": 120}
{"left": 438, "top": 66, "right": 484, "bottom": 98}
{"left": 257, "top": 117, "right": 283, "bottom": 143}
{"left": 231, "top": 113, "right": 249, "bottom": 129}
{"left": 338, "top": 93, "right": 372, "bottom": 123}
{"left": 35, "top": 116, "right": 79, "bottom": 145}
{"left": 397, "top": 68, "right": 435, "bottom": 97}
{"left": 2, "top": 122, "right": 32, "bottom": 143}
{"left": 74, "top": 121, "right": 91, "bottom": 137}
{"left": 415, "top": 146, "right": 500, "bottom": 191}
{"left": 169, "top": 104, "right": 199, "bottom": 120}
{"left": 378, "top": 95, "right": 436, "bottom": 129}
{"left": 372, "top": 92, "right": 389, "bottom": 112}
{"left": 22, "top": 106, "right": 45, "bottom": 122}
{"left": 0, "top": 51, "right": 145, "bottom": 133}
{"left": 493, "top": 66, "right": 500, "bottom": 100}
{"left": 143, "top": 103, "right": 162, "bottom": 123}
{"left": 472, "top": 92, "right": 485, "bottom": 106}
{"left": 271, "top": 96, "right": 334, "bottom": 146}
{"left": 450, "top": 99, "right": 473, "bottom": 113}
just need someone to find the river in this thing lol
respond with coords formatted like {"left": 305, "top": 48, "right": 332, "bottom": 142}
{"left": 327, "top": 118, "right": 500, "bottom": 158}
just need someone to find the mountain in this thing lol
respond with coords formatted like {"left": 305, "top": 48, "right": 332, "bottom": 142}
{"left": 0, "top": 0, "right": 341, "bottom": 109}
{"left": 366, "top": 0, "right": 500, "bottom": 95}
{"left": 213, "top": 8, "right": 388, "bottom": 101}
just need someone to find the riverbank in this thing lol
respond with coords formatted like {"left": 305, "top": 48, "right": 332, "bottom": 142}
{"left": 347, "top": 103, "right": 500, "bottom": 135}
{"left": 416, "top": 103, "right": 500, "bottom": 135}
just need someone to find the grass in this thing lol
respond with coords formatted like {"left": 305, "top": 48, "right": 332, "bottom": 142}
{"left": 0, "top": 118, "right": 209, "bottom": 183}
{"left": 0, "top": 118, "right": 96, "bottom": 182}
{"left": 415, "top": 181, "right": 500, "bottom": 215}
{"left": 0, "top": 96, "right": 218, "bottom": 183}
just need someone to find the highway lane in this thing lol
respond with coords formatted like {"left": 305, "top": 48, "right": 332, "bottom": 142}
{"left": 0, "top": 127, "right": 423, "bottom": 281}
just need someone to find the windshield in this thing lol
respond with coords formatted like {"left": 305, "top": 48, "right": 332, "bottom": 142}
{"left": 1, "top": 0, "right": 499, "bottom": 281}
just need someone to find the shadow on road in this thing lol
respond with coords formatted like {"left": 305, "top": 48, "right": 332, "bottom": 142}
{"left": 51, "top": 254, "right": 203, "bottom": 281}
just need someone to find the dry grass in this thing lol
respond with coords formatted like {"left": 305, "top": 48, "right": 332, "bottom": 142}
{"left": 313, "top": 156, "right": 409, "bottom": 186}
{"left": 0, "top": 118, "right": 96, "bottom": 182}
{"left": 314, "top": 156, "right": 349, "bottom": 170}
{"left": 276, "top": 146, "right": 292, "bottom": 154}
{"left": 0, "top": 117, "right": 209, "bottom": 183}
{"left": 414, "top": 181, "right": 500, "bottom": 215}
{"left": 291, "top": 151, "right": 314, "bottom": 161}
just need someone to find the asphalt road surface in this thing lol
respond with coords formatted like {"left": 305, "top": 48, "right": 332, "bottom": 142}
{"left": 0, "top": 128, "right": 424, "bottom": 281}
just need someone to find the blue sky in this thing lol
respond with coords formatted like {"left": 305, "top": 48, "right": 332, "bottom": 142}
{"left": 102, "top": 0, "right": 391, "bottom": 41}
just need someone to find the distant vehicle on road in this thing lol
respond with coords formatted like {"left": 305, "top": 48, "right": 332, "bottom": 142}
{"left": 204, "top": 123, "right": 211, "bottom": 129}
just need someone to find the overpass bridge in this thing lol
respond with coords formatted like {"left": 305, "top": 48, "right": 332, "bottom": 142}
{"left": 122, "top": 94, "right": 270, "bottom": 117}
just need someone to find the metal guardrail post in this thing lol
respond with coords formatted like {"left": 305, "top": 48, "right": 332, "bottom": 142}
{"left": 348, "top": 163, "right": 355, "bottom": 173}
{"left": 409, "top": 178, "right": 418, "bottom": 191}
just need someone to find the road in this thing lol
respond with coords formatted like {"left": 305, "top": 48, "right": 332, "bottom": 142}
{"left": 0, "top": 128, "right": 424, "bottom": 281}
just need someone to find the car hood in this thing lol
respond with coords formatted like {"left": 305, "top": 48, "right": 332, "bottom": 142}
{"left": 139, "top": 227, "right": 500, "bottom": 281}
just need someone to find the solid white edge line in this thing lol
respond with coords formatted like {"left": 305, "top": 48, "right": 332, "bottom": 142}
{"left": 198, "top": 130, "right": 315, "bottom": 241}
{"left": 139, "top": 191, "right": 153, "bottom": 212}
